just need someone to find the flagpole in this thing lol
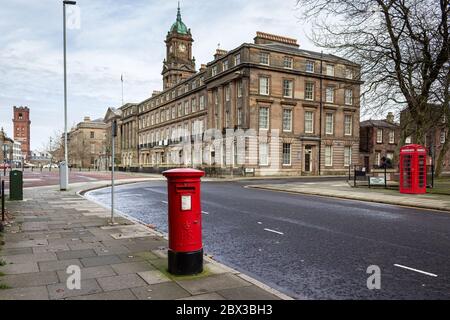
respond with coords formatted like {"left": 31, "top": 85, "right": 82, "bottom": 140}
{"left": 121, "top": 74, "right": 124, "bottom": 106}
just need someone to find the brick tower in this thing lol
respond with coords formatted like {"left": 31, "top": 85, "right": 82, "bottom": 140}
{"left": 12, "top": 106, "right": 31, "bottom": 160}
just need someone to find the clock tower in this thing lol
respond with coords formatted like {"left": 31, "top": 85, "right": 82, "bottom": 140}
{"left": 162, "top": 3, "right": 196, "bottom": 89}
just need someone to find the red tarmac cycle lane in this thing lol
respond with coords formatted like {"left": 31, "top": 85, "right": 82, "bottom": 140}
{"left": 0, "top": 169, "right": 149, "bottom": 189}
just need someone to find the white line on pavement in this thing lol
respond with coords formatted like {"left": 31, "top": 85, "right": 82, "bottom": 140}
{"left": 202, "top": 211, "right": 209, "bottom": 215}
{"left": 161, "top": 201, "right": 168, "bottom": 204}
{"left": 264, "top": 228, "right": 284, "bottom": 235}
{"left": 394, "top": 264, "right": 438, "bottom": 277}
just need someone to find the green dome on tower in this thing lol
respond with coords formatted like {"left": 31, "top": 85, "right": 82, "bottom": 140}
{"left": 170, "top": 3, "right": 189, "bottom": 35}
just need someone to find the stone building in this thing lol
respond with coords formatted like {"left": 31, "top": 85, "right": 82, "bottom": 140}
{"left": 103, "top": 107, "right": 123, "bottom": 170}
{"left": 67, "top": 116, "right": 107, "bottom": 168}
{"left": 120, "top": 103, "right": 139, "bottom": 168}
{"left": 0, "top": 128, "right": 14, "bottom": 164}
{"left": 117, "top": 5, "right": 363, "bottom": 176}
{"left": 12, "top": 106, "right": 31, "bottom": 160}
{"left": 359, "top": 112, "right": 401, "bottom": 171}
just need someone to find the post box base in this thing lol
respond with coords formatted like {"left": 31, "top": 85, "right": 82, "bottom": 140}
{"left": 168, "top": 248, "right": 203, "bottom": 275}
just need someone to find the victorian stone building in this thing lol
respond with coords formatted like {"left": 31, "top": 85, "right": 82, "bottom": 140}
{"left": 116, "top": 5, "right": 362, "bottom": 176}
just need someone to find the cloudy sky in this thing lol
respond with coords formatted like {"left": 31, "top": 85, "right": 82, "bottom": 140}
{"left": 0, "top": 0, "right": 322, "bottom": 151}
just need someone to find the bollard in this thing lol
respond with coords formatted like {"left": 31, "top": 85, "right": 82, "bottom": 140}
{"left": 162, "top": 168, "right": 205, "bottom": 275}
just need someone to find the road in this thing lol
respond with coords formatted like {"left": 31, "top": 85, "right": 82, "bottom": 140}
{"left": 85, "top": 178, "right": 450, "bottom": 299}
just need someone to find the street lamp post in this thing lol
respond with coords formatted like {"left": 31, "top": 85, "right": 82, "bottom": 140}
{"left": 61, "top": 0, "right": 77, "bottom": 191}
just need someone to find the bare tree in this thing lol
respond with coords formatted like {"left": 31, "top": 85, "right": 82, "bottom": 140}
{"left": 296, "top": 0, "right": 449, "bottom": 145}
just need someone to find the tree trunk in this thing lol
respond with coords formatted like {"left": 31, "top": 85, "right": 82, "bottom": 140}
{"left": 435, "top": 131, "right": 450, "bottom": 178}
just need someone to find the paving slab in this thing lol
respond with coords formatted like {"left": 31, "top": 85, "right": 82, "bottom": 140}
{"left": 218, "top": 285, "right": 281, "bottom": 300}
{"left": 3, "top": 252, "right": 57, "bottom": 264}
{"left": 0, "top": 286, "right": 49, "bottom": 300}
{"left": 97, "top": 274, "right": 148, "bottom": 292}
{"left": 175, "top": 274, "right": 253, "bottom": 295}
{"left": 56, "top": 249, "right": 97, "bottom": 260}
{"left": 66, "top": 289, "right": 136, "bottom": 300}
{"left": 47, "top": 279, "right": 103, "bottom": 300}
{"left": 0, "top": 262, "right": 40, "bottom": 274}
{"left": 1, "top": 271, "right": 59, "bottom": 288}
{"left": 80, "top": 255, "right": 122, "bottom": 268}
{"left": 57, "top": 265, "right": 116, "bottom": 282}
{"left": 111, "top": 261, "right": 154, "bottom": 275}
{"left": 138, "top": 270, "right": 171, "bottom": 285}
{"left": 38, "top": 259, "right": 82, "bottom": 272}
{"left": 131, "top": 282, "right": 191, "bottom": 300}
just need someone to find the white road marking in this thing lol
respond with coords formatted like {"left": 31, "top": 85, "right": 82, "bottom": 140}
{"left": 161, "top": 201, "right": 168, "bottom": 204}
{"left": 264, "top": 228, "right": 284, "bottom": 235}
{"left": 202, "top": 211, "right": 209, "bottom": 215}
{"left": 394, "top": 264, "right": 438, "bottom": 277}
{"left": 257, "top": 222, "right": 262, "bottom": 225}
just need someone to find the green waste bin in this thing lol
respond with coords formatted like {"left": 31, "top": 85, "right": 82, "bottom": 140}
{"left": 9, "top": 170, "right": 23, "bottom": 201}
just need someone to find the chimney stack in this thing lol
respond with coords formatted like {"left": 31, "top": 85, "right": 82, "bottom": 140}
{"left": 214, "top": 49, "right": 228, "bottom": 60}
{"left": 84, "top": 116, "right": 91, "bottom": 122}
{"left": 386, "top": 112, "right": 395, "bottom": 124}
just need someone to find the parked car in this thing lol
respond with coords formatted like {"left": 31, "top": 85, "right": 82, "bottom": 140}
{"left": 42, "top": 164, "right": 58, "bottom": 169}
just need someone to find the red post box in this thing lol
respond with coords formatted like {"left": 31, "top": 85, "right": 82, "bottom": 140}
{"left": 162, "top": 168, "right": 205, "bottom": 275}
{"left": 399, "top": 144, "right": 427, "bottom": 194}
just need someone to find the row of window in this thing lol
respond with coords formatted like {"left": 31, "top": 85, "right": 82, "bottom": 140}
{"left": 139, "top": 118, "right": 206, "bottom": 145}
{"left": 376, "top": 129, "right": 396, "bottom": 144}
{"left": 139, "top": 77, "right": 206, "bottom": 114}
{"left": 211, "top": 54, "right": 241, "bottom": 77}
{"left": 258, "top": 52, "right": 354, "bottom": 79}
{"left": 259, "top": 107, "right": 353, "bottom": 135}
{"left": 259, "top": 143, "right": 352, "bottom": 167}
{"left": 139, "top": 96, "right": 206, "bottom": 129}
{"left": 259, "top": 77, "right": 354, "bottom": 104}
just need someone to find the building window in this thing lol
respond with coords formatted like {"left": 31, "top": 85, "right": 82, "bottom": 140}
{"left": 90, "top": 131, "right": 95, "bottom": 139}
{"left": 192, "top": 98, "right": 197, "bottom": 112}
{"left": 345, "top": 68, "right": 353, "bottom": 79}
{"left": 178, "top": 104, "right": 183, "bottom": 117}
{"left": 389, "top": 130, "right": 395, "bottom": 144}
{"left": 326, "top": 64, "right": 334, "bottom": 76}
{"left": 375, "top": 152, "right": 381, "bottom": 166}
{"left": 325, "top": 113, "right": 334, "bottom": 135}
{"left": 283, "top": 80, "right": 294, "bottom": 98}
{"left": 325, "top": 146, "right": 333, "bottom": 166}
{"left": 283, "top": 143, "right": 291, "bottom": 165}
{"left": 19, "top": 113, "right": 23, "bottom": 120}
{"left": 212, "top": 65, "right": 218, "bottom": 77}
{"left": 306, "top": 60, "right": 314, "bottom": 73}
{"left": 260, "top": 52, "right": 270, "bottom": 65}
{"left": 199, "top": 96, "right": 205, "bottom": 110}
{"left": 223, "top": 60, "right": 229, "bottom": 71}
{"left": 441, "top": 130, "right": 446, "bottom": 144}
{"left": 344, "top": 115, "right": 353, "bottom": 136}
{"left": 184, "top": 101, "right": 190, "bottom": 115}
{"left": 326, "top": 87, "right": 334, "bottom": 103}
{"left": 225, "top": 85, "right": 231, "bottom": 101}
{"left": 387, "top": 152, "right": 394, "bottom": 160}
{"left": 166, "top": 108, "right": 170, "bottom": 120}
{"left": 376, "top": 129, "right": 383, "bottom": 143}
{"left": 405, "top": 136, "right": 412, "bottom": 144}
{"left": 345, "top": 89, "right": 353, "bottom": 105}
{"left": 259, "top": 143, "right": 269, "bottom": 165}
{"left": 172, "top": 106, "right": 176, "bottom": 119}
{"left": 305, "top": 82, "right": 314, "bottom": 100}
{"left": 237, "top": 80, "right": 243, "bottom": 97}
{"left": 259, "top": 107, "right": 269, "bottom": 130}
{"left": 284, "top": 56, "right": 293, "bottom": 69}
{"left": 235, "top": 53, "right": 241, "bottom": 66}
{"left": 237, "top": 108, "right": 243, "bottom": 126}
{"left": 305, "top": 111, "right": 314, "bottom": 134}
{"left": 225, "top": 110, "right": 230, "bottom": 128}
{"left": 259, "top": 76, "right": 270, "bottom": 95}
{"left": 90, "top": 144, "right": 95, "bottom": 154}
{"left": 344, "top": 146, "right": 352, "bottom": 166}
{"left": 283, "top": 109, "right": 292, "bottom": 132}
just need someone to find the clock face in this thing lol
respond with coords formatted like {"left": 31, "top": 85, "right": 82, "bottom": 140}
{"left": 179, "top": 43, "right": 186, "bottom": 53}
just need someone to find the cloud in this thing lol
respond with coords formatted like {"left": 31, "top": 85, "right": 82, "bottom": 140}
{"left": 0, "top": 0, "right": 318, "bottom": 150}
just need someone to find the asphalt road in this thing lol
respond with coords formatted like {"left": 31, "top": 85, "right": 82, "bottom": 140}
{"left": 86, "top": 178, "right": 450, "bottom": 299}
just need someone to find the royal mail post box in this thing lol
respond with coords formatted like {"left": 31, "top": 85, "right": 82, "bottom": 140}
{"left": 162, "top": 168, "right": 205, "bottom": 275}
{"left": 399, "top": 144, "right": 427, "bottom": 194}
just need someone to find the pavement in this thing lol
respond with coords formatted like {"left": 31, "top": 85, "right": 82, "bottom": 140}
{"left": 248, "top": 181, "right": 450, "bottom": 212}
{"left": 0, "top": 178, "right": 289, "bottom": 300}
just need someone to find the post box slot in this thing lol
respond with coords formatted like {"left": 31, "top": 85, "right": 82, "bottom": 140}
{"left": 176, "top": 186, "right": 195, "bottom": 193}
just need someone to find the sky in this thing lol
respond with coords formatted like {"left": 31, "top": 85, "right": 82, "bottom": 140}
{"left": 0, "top": 0, "right": 323, "bottom": 151}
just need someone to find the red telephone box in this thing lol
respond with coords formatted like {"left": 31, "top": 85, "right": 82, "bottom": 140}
{"left": 162, "top": 168, "right": 205, "bottom": 275}
{"left": 399, "top": 144, "right": 427, "bottom": 194}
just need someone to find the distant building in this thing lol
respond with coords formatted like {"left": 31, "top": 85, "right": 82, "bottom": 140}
{"left": 359, "top": 112, "right": 400, "bottom": 171}
{"left": 0, "top": 127, "right": 14, "bottom": 164}
{"left": 12, "top": 141, "right": 22, "bottom": 167}
{"left": 102, "top": 107, "right": 123, "bottom": 170}
{"left": 68, "top": 116, "right": 107, "bottom": 168}
{"left": 30, "top": 150, "right": 52, "bottom": 167}
{"left": 12, "top": 106, "right": 31, "bottom": 160}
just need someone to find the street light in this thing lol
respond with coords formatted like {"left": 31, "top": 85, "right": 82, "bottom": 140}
{"left": 61, "top": 0, "right": 77, "bottom": 191}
